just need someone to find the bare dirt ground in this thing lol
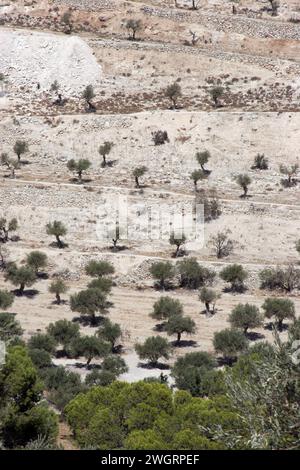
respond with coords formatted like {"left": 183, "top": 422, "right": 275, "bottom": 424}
{"left": 1, "top": 0, "right": 300, "bottom": 383}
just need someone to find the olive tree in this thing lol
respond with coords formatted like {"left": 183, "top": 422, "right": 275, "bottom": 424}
{"left": 0, "top": 217, "right": 18, "bottom": 243}
{"left": 135, "top": 336, "right": 171, "bottom": 366}
{"left": 0, "top": 312, "right": 23, "bottom": 342}
{"left": 177, "top": 258, "right": 216, "bottom": 289}
{"left": 213, "top": 328, "right": 248, "bottom": 363}
{"left": 46, "top": 221, "right": 67, "bottom": 248}
{"left": 262, "top": 298, "right": 295, "bottom": 331}
{"left": 85, "top": 260, "right": 115, "bottom": 278}
{"left": 133, "top": 166, "right": 147, "bottom": 188}
{"left": 70, "top": 288, "right": 108, "bottom": 325}
{"left": 165, "top": 82, "right": 182, "bottom": 110}
{"left": 1, "top": 152, "right": 19, "bottom": 178}
{"left": 190, "top": 169, "right": 205, "bottom": 190}
{"left": 252, "top": 153, "right": 268, "bottom": 170}
{"left": 82, "top": 85, "right": 96, "bottom": 112}
{"left": 13, "top": 140, "right": 28, "bottom": 163}
{"left": 5, "top": 263, "right": 36, "bottom": 295}
{"left": 67, "top": 159, "right": 91, "bottom": 183}
{"left": 235, "top": 174, "right": 251, "bottom": 197}
{"left": 220, "top": 264, "right": 248, "bottom": 292}
{"left": 150, "top": 296, "right": 183, "bottom": 322}
{"left": 97, "top": 319, "right": 122, "bottom": 353}
{"left": 0, "top": 289, "right": 14, "bottom": 310}
{"left": 280, "top": 164, "right": 299, "bottom": 186}
{"left": 49, "top": 278, "right": 68, "bottom": 304}
{"left": 209, "top": 230, "right": 234, "bottom": 258}
{"left": 149, "top": 261, "right": 175, "bottom": 290}
{"left": 99, "top": 141, "right": 114, "bottom": 167}
{"left": 209, "top": 86, "right": 224, "bottom": 107}
{"left": 165, "top": 315, "right": 196, "bottom": 345}
{"left": 269, "top": 0, "right": 280, "bottom": 16}
{"left": 71, "top": 335, "right": 110, "bottom": 366}
{"left": 169, "top": 232, "right": 186, "bottom": 257}
{"left": 199, "top": 287, "right": 219, "bottom": 315}
{"left": 26, "top": 251, "right": 48, "bottom": 275}
{"left": 229, "top": 303, "right": 263, "bottom": 335}
{"left": 47, "top": 319, "right": 80, "bottom": 355}
{"left": 196, "top": 150, "right": 211, "bottom": 172}
{"left": 125, "top": 18, "right": 143, "bottom": 40}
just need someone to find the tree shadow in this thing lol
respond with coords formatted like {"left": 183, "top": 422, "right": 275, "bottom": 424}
{"left": 264, "top": 321, "right": 288, "bottom": 332}
{"left": 153, "top": 322, "right": 167, "bottom": 332}
{"left": 280, "top": 178, "right": 298, "bottom": 188}
{"left": 70, "top": 177, "right": 92, "bottom": 184}
{"left": 108, "top": 245, "right": 128, "bottom": 253}
{"left": 170, "top": 339, "right": 197, "bottom": 348}
{"left": 153, "top": 283, "right": 175, "bottom": 292}
{"left": 139, "top": 361, "right": 170, "bottom": 370}
{"left": 37, "top": 272, "right": 49, "bottom": 280}
{"left": 49, "top": 241, "right": 69, "bottom": 249}
{"left": 51, "top": 299, "right": 68, "bottom": 306}
{"left": 13, "top": 288, "right": 39, "bottom": 298}
{"left": 223, "top": 285, "right": 247, "bottom": 294}
{"left": 217, "top": 356, "right": 236, "bottom": 367}
{"left": 246, "top": 331, "right": 265, "bottom": 341}
{"left": 101, "top": 159, "right": 118, "bottom": 168}
{"left": 72, "top": 315, "right": 105, "bottom": 327}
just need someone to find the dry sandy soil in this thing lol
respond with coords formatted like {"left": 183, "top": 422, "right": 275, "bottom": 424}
{"left": 1, "top": 0, "right": 300, "bottom": 381}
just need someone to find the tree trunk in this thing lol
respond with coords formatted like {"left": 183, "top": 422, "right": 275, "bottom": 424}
{"left": 19, "top": 283, "right": 25, "bottom": 294}
{"left": 78, "top": 170, "right": 82, "bottom": 183}
{"left": 17, "top": 154, "right": 21, "bottom": 162}
{"left": 205, "top": 302, "right": 210, "bottom": 315}
{"left": 177, "top": 332, "right": 181, "bottom": 344}
{"left": 278, "top": 319, "right": 283, "bottom": 332}
{"left": 103, "top": 155, "right": 106, "bottom": 166}
{"left": 135, "top": 176, "right": 140, "bottom": 188}
{"left": 86, "top": 356, "right": 92, "bottom": 366}
{"left": 244, "top": 326, "right": 248, "bottom": 335}
{"left": 175, "top": 245, "right": 180, "bottom": 257}
{"left": 56, "top": 292, "right": 61, "bottom": 305}
{"left": 56, "top": 235, "right": 63, "bottom": 248}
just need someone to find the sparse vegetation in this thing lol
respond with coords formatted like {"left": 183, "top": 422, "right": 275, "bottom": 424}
{"left": 67, "top": 159, "right": 91, "bottom": 183}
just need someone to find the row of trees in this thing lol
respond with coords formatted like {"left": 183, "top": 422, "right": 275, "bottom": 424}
{"left": 149, "top": 258, "right": 300, "bottom": 293}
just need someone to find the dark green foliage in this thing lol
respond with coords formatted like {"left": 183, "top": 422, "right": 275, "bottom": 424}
{"left": 165, "top": 82, "right": 182, "bottom": 109}
{"left": 259, "top": 265, "right": 300, "bottom": 292}
{"left": 99, "top": 141, "right": 114, "bottom": 167}
{"left": 26, "top": 251, "right": 47, "bottom": 274}
{"left": 196, "top": 150, "right": 211, "bottom": 171}
{"left": 135, "top": 336, "right": 171, "bottom": 365}
{"left": 47, "top": 319, "right": 80, "bottom": 354}
{"left": 13, "top": 140, "right": 28, "bottom": 162}
{"left": 49, "top": 278, "right": 68, "bottom": 304}
{"left": 0, "top": 346, "right": 57, "bottom": 448}
{"left": 0, "top": 312, "right": 23, "bottom": 342}
{"left": 229, "top": 303, "right": 263, "bottom": 334}
{"left": 209, "top": 86, "right": 224, "bottom": 107}
{"left": 164, "top": 315, "right": 196, "bottom": 344}
{"left": 97, "top": 319, "right": 122, "bottom": 352}
{"left": 67, "top": 158, "right": 91, "bottom": 182}
{"left": 171, "top": 351, "right": 224, "bottom": 397}
{"left": 70, "top": 288, "right": 108, "bottom": 324}
{"left": 5, "top": 263, "right": 36, "bottom": 294}
{"left": 87, "top": 277, "right": 113, "bottom": 294}
{"left": 169, "top": 232, "right": 186, "bottom": 257}
{"left": 0, "top": 289, "right": 14, "bottom": 310}
{"left": 85, "top": 260, "right": 115, "bottom": 278}
{"left": 220, "top": 264, "right": 248, "bottom": 291}
{"left": 151, "top": 296, "right": 183, "bottom": 321}
{"left": 65, "top": 381, "right": 237, "bottom": 450}
{"left": 235, "top": 174, "right": 251, "bottom": 197}
{"left": 150, "top": 261, "right": 175, "bottom": 289}
{"left": 71, "top": 335, "right": 110, "bottom": 366}
{"left": 252, "top": 153, "right": 268, "bottom": 170}
{"left": 0, "top": 217, "right": 18, "bottom": 242}
{"left": 213, "top": 328, "right": 248, "bottom": 362}
{"left": 199, "top": 287, "right": 218, "bottom": 315}
{"left": 46, "top": 220, "right": 67, "bottom": 248}
{"left": 28, "top": 349, "right": 52, "bottom": 369}
{"left": 177, "top": 257, "right": 216, "bottom": 289}
{"left": 42, "top": 366, "right": 85, "bottom": 411}
{"left": 28, "top": 333, "right": 57, "bottom": 355}
{"left": 132, "top": 166, "right": 147, "bottom": 188}
{"left": 125, "top": 18, "right": 143, "bottom": 40}
{"left": 262, "top": 297, "right": 295, "bottom": 331}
